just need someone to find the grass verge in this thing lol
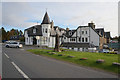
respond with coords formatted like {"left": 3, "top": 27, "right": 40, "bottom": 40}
{"left": 27, "top": 49, "right": 119, "bottom": 73}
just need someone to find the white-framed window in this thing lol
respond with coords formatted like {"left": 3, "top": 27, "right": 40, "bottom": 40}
{"left": 45, "top": 28, "right": 47, "bottom": 33}
{"left": 43, "top": 28, "right": 44, "bottom": 33}
{"left": 82, "top": 31, "right": 84, "bottom": 34}
{"left": 85, "top": 37, "right": 88, "bottom": 42}
{"left": 70, "top": 38, "right": 75, "bottom": 41}
{"left": 79, "top": 37, "right": 81, "bottom": 42}
{"left": 82, "top": 37, "right": 84, "bottom": 42}
{"left": 27, "top": 38, "right": 28, "bottom": 42}
{"left": 64, "top": 37, "right": 66, "bottom": 39}
{"left": 86, "top": 31, "right": 87, "bottom": 34}
{"left": 69, "top": 32, "right": 72, "bottom": 35}
{"left": 33, "top": 28, "right": 36, "bottom": 34}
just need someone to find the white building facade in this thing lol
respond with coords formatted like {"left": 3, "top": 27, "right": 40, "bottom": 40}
{"left": 24, "top": 12, "right": 100, "bottom": 51}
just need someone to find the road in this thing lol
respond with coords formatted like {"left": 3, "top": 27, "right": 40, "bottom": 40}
{"left": 2, "top": 44, "right": 118, "bottom": 79}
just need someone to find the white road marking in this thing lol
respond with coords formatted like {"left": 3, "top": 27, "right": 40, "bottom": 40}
{"left": 4, "top": 53, "right": 9, "bottom": 58}
{"left": 11, "top": 62, "right": 31, "bottom": 80}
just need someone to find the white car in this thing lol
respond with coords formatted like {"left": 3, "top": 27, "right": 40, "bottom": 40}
{"left": 5, "top": 42, "right": 23, "bottom": 48}
{"left": 102, "top": 49, "right": 110, "bottom": 53}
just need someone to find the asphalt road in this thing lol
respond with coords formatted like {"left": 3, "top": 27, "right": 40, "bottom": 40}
{"left": 2, "top": 44, "right": 118, "bottom": 79}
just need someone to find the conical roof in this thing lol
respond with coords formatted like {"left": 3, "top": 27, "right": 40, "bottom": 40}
{"left": 41, "top": 12, "right": 50, "bottom": 24}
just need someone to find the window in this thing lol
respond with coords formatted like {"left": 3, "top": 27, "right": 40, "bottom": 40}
{"left": 72, "top": 47, "right": 74, "bottom": 50}
{"left": 82, "top": 31, "right": 84, "bottom": 34}
{"left": 82, "top": 38, "right": 84, "bottom": 42}
{"left": 46, "top": 37, "right": 47, "bottom": 42}
{"left": 45, "top": 28, "right": 47, "bottom": 33}
{"left": 69, "top": 32, "right": 72, "bottom": 35}
{"left": 86, "top": 31, "right": 87, "bottom": 34}
{"left": 43, "top": 28, "right": 44, "bottom": 33}
{"left": 33, "top": 29, "right": 36, "bottom": 34}
{"left": 27, "top": 38, "right": 28, "bottom": 42}
{"left": 70, "top": 38, "right": 75, "bottom": 41}
{"left": 49, "top": 38, "right": 50, "bottom": 42}
{"left": 79, "top": 38, "right": 81, "bottom": 42}
{"left": 85, "top": 38, "right": 88, "bottom": 42}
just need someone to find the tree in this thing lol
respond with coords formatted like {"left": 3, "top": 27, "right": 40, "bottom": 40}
{"left": 6, "top": 31, "right": 10, "bottom": 40}
{"left": 54, "top": 33, "right": 61, "bottom": 52}
{"left": 1, "top": 27, "right": 7, "bottom": 41}
{"left": 19, "top": 37, "right": 25, "bottom": 42}
{"left": 19, "top": 30, "right": 23, "bottom": 35}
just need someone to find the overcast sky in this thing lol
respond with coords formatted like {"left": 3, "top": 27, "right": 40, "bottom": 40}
{"left": 0, "top": 0, "right": 119, "bottom": 37}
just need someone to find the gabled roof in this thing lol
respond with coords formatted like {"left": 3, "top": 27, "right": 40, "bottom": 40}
{"left": 65, "top": 29, "right": 76, "bottom": 38}
{"left": 95, "top": 28, "right": 105, "bottom": 37}
{"left": 25, "top": 25, "right": 43, "bottom": 36}
{"left": 41, "top": 12, "right": 50, "bottom": 24}
{"left": 105, "top": 32, "right": 111, "bottom": 38}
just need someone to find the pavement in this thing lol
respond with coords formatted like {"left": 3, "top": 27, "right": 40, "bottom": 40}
{"left": 2, "top": 44, "right": 118, "bottom": 79}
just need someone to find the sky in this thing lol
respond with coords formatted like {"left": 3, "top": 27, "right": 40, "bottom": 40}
{"left": 0, "top": 0, "right": 119, "bottom": 37}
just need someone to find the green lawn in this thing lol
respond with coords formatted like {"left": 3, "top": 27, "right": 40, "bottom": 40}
{"left": 27, "top": 49, "right": 119, "bottom": 73}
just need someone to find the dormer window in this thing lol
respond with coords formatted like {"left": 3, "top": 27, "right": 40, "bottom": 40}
{"left": 33, "top": 28, "right": 36, "bottom": 34}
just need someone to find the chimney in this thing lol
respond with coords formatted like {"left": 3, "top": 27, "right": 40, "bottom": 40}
{"left": 66, "top": 27, "right": 69, "bottom": 31}
{"left": 51, "top": 20, "right": 54, "bottom": 28}
{"left": 88, "top": 21, "right": 95, "bottom": 29}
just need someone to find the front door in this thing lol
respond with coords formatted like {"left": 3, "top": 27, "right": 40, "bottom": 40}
{"left": 33, "top": 37, "right": 37, "bottom": 45}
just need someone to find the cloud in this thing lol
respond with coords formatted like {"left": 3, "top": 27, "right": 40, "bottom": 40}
{"left": 1, "top": 2, "right": 118, "bottom": 37}
{"left": 2, "top": 2, "right": 40, "bottom": 28}
{"left": 1, "top": 0, "right": 119, "bottom": 2}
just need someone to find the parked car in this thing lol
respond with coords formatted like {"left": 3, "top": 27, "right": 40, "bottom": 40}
{"left": 5, "top": 41, "right": 23, "bottom": 48}
{"left": 102, "top": 49, "right": 110, "bottom": 53}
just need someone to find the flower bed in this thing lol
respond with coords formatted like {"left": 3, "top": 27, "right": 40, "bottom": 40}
{"left": 96, "top": 59, "right": 104, "bottom": 63}
{"left": 51, "top": 52, "right": 57, "bottom": 54}
{"left": 67, "top": 55, "right": 75, "bottom": 58}
{"left": 58, "top": 54, "right": 63, "bottom": 56}
{"left": 112, "top": 62, "right": 120, "bottom": 66}
{"left": 80, "top": 58, "right": 88, "bottom": 60}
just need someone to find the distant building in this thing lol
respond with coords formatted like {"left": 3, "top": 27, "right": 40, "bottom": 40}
{"left": 105, "top": 32, "right": 111, "bottom": 43}
{"left": 9, "top": 35, "right": 24, "bottom": 41}
{"left": 95, "top": 28, "right": 111, "bottom": 49}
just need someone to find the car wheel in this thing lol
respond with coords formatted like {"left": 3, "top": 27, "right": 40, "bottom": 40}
{"left": 6, "top": 45, "right": 9, "bottom": 48}
{"left": 16, "top": 46, "right": 19, "bottom": 48}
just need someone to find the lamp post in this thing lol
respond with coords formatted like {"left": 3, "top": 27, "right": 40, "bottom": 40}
{"left": 36, "top": 36, "right": 40, "bottom": 47}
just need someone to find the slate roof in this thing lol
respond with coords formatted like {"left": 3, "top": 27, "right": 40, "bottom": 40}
{"left": 105, "top": 32, "right": 111, "bottom": 38}
{"left": 95, "top": 28, "right": 105, "bottom": 37}
{"left": 25, "top": 25, "right": 64, "bottom": 37}
{"left": 25, "top": 25, "right": 43, "bottom": 36}
{"left": 41, "top": 12, "right": 50, "bottom": 24}
{"left": 65, "top": 30, "right": 76, "bottom": 38}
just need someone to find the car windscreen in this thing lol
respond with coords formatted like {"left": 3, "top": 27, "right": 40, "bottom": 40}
{"left": 11, "top": 42, "right": 18, "bottom": 44}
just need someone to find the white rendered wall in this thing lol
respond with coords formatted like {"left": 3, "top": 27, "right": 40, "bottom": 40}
{"left": 42, "top": 24, "right": 51, "bottom": 37}
{"left": 90, "top": 28, "right": 99, "bottom": 46}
